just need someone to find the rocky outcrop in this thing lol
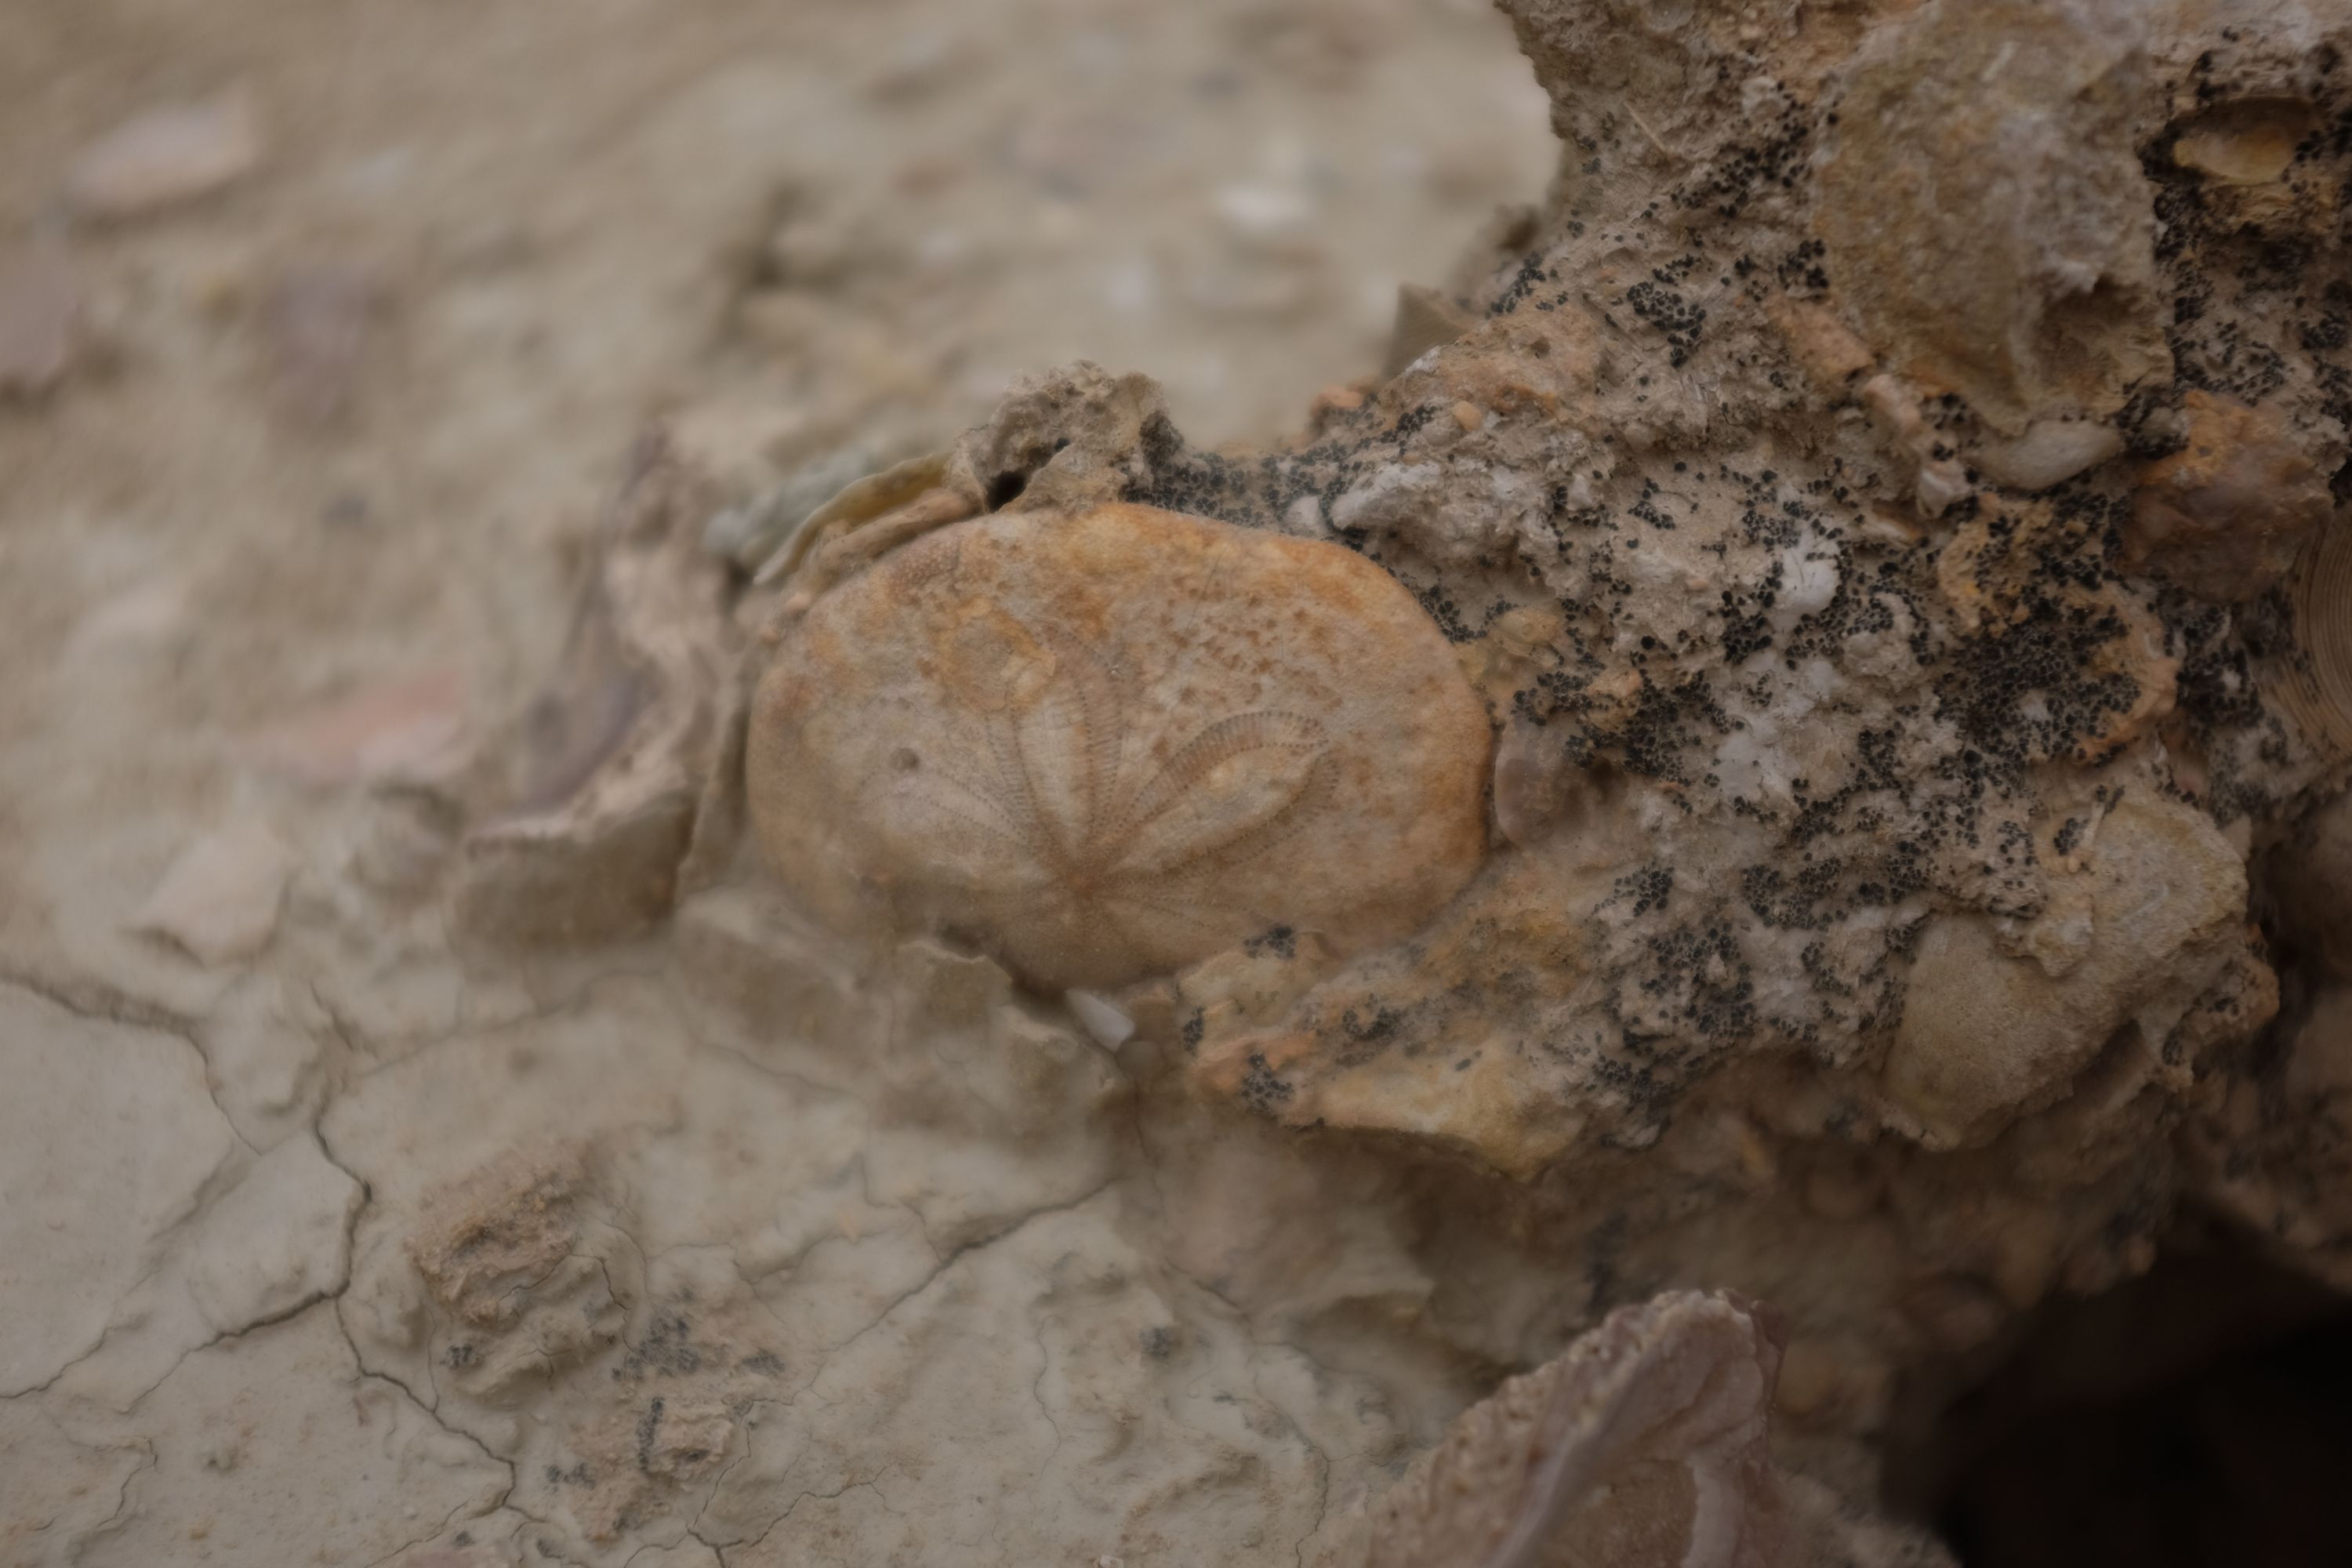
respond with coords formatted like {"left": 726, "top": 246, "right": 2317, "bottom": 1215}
{"left": 706, "top": 0, "right": 2352, "bottom": 1528}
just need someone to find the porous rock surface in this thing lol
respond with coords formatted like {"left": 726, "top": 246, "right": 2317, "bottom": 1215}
{"left": 748, "top": 501, "right": 1491, "bottom": 989}
{"left": 833, "top": 0, "right": 2352, "bottom": 1417}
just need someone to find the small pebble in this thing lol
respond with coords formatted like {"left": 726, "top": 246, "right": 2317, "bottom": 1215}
{"left": 64, "top": 91, "right": 262, "bottom": 220}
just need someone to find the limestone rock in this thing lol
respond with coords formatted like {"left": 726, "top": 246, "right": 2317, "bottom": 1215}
{"left": 747, "top": 501, "right": 1491, "bottom": 990}
{"left": 1050, "top": 0, "right": 2342, "bottom": 1218}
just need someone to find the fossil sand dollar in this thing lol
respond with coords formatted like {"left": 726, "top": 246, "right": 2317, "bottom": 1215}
{"left": 747, "top": 503, "right": 1492, "bottom": 990}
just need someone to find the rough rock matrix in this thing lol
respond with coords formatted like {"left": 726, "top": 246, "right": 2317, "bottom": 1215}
{"left": 702, "top": 0, "right": 2352, "bottom": 1549}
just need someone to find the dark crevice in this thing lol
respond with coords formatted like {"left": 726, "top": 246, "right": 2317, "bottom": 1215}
{"left": 983, "top": 469, "right": 1028, "bottom": 511}
{"left": 1884, "top": 1227, "right": 2352, "bottom": 1567}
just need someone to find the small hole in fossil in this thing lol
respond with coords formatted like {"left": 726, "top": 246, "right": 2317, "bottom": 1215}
{"left": 985, "top": 469, "right": 1029, "bottom": 510}
{"left": 891, "top": 747, "right": 921, "bottom": 773}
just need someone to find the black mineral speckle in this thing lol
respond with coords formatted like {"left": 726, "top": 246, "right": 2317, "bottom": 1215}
{"left": 633, "top": 1397, "right": 664, "bottom": 1474}
{"left": 1239, "top": 1053, "right": 1294, "bottom": 1112}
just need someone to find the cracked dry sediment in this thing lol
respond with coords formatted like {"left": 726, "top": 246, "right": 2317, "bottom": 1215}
{"left": 13, "top": 0, "right": 2352, "bottom": 1563}
{"left": 5, "top": 927, "right": 1403, "bottom": 1567}
{"left": 5, "top": 852, "right": 1426, "bottom": 1566}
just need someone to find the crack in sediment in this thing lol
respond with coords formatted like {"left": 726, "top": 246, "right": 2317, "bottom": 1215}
{"left": 720, "top": 1472, "right": 900, "bottom": 1564}
{"left": 314, "top": 967, "right": 656, "bottom": 1083}
{"left": 684, "top": 1185, "right": 1115, "bottom": 1556}
{"left": 663, "top": 971, "right": 874, "bottom": 1112}
{"left": 32, "top": 1122, "right": 369, "bottom": 1412}
{"left": 5, "top": 1084, "right": 258, "bottom": 1400}
{"left": 89, "top": 1439, "right": 157, "bottom": 1544}
{"left": 811, "top": 1180, "right": 1116, "bottom": 1380}
{"left": 109, "top": 1289, "right": 350, "bottom": 1414}
{"left": 5, "top": 1420, "right": 153, "bottom": 1548}
{"left": 0, "top": 968, "right": 200, "bottom": 1035}
{"left": 336, "top": 1309, "right": 535, "bottom": 1555}
{"left": 1119, "top": 1121, "right": 1351, "bottom": 1568}
{"left": 684, "top": 1393, "right": 786, "bottom": 1548}
{"left": 1029, "top": 1312, "right": 1066, "bottom": 1468}
{"left": 1, "top": 973, "right": 249, "bottom": 1164}
{"left": 356, "top": 1490, "right": 499, "bottom": 1568}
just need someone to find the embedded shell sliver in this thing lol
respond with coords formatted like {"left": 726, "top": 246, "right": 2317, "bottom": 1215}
{"left": 746, "top": 502, "right": 1492, "bottom": 991}
{"left": 2276, "top": 516, "right": 2352, "bottom": 761}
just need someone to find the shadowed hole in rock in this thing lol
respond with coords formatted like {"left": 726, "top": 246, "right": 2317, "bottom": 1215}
{"left": 1886, "top": 1228, "right": 2352, "bottom": 1566}
{"left": 984, "top": 468, "right": 1029, "bottom": 510}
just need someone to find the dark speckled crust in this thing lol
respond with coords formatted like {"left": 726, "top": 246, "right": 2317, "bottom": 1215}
{"left": 914, "top": 2, "right": 2352, "bottom": 1390}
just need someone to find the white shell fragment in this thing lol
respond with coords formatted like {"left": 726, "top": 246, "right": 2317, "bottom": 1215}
{"left": 1064, "top": 988, "right": 1136, "bottom": 1050}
